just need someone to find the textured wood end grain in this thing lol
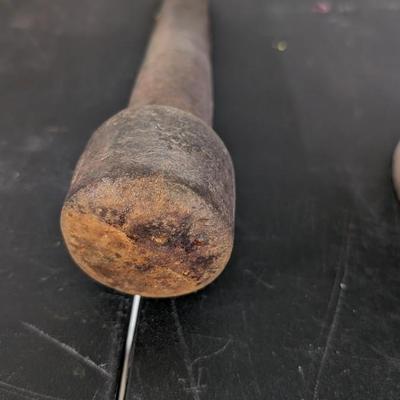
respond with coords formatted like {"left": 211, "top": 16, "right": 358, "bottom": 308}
{"left": 61, "top": 175, "right": 233, "bottom": 297}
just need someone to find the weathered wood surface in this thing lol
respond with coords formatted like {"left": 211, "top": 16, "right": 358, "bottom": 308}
{"left": 2, "top": 0, "right": 400, "bottom": 399}
{"left": 61, "top": 0, "right": 235, "bottom": 297}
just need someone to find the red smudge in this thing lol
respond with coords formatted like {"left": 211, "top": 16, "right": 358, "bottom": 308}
{"left": 312, "top": 1, "right": 332, "bottom": 14}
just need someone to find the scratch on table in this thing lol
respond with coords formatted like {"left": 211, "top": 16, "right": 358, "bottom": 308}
{"left": 21, "top": 321, "right": 111, "bottom": 379}
{"left": 190, "top": 333, "right": 230, "bottom": 342}
{"left": 245, "top": 343, "right": 262, "bottom": 398}
{"left": 171, "top": 300, "right": 202, "bottom": 400}
{"left": 311, "top": 221, "right": 352, "bottom": 400}
{"left": 298, "top": 365, "right": 306, "bottom": 384}
{"left": 236, "top": 371, "right": 249, "bottom": 400}
{"left": 370, "top": 346, "right": 400, "bottom": 372}
{"left": 191, "top": 337, "right": 232, "bottom": 367}
{"left": 0, "top": 379, "right": 66, "bottom": 400}
{"left": 241, "top": 309, "right": 262, "bottom": 399}
{"left": 244, "top": 269, "right": 275, "bottom": 289}
{"left": 241, "top": 308, "right": 249, "bottom": 332}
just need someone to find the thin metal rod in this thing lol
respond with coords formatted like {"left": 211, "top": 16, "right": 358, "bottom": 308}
{"left": 117, "top": 295, "right": 142, "bottom": 400}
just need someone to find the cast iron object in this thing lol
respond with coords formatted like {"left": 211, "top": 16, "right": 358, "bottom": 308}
{"left": 60, "top": 0, "right": 235, "bottom": 298}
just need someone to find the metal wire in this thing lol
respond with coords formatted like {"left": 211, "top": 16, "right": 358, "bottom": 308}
{"left": 117, "top": 295, "right": 142, "bottom": 400}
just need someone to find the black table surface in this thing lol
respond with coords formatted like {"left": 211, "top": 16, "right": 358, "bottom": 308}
{"left": 1, "top": 1, "right": 400, "bottom": 399}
